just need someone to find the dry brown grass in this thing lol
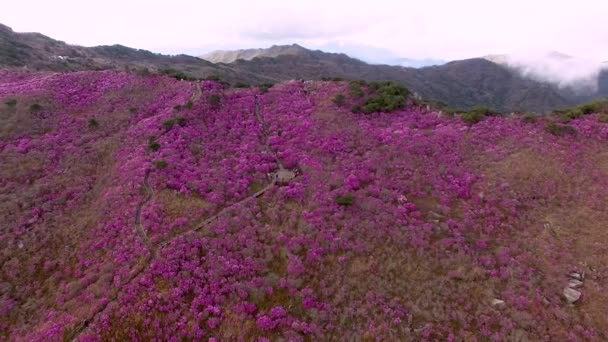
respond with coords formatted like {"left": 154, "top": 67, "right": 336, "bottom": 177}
{"left": 479, "top": 147, "right": 608, "bottom": 335}
{"left": 156, "top": 190, "right": 211, "bottom": 220}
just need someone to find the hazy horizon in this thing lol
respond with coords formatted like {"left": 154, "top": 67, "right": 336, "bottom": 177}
{"left": 2, "top": 0, "right": 608, "bottom": 63}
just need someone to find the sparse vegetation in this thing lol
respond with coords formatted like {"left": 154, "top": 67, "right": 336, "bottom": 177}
{"left": 258, "top": 82, "right": 274, "bottom": 93}
{"left": 148, "top": 136, "right": 160, "bottom": 151}
{"left": 460, "top": 112, "right": 484, "bottom": 124}
{"left": 208, "top": 94, "right": 221, "bottom": 108}
{"left": 335, "top": 194, "right": 355, "bottom": 206}
{"left": 554, "top": 99, "right": 608, "bottom": 120}
{"left": 521, "top": 113, "right": 537, "bottom": 123}
{"left": 163, "top": 117, "right": 187, "bottom": 131}
{"left": 458, "top": 106, "right": 498, "bottom": 124}
{"left": 332, "top": 94, "right": 346, "bottom": 107}
{"left": 153, "top": 160, "right": 168, "bottom": 169}
{"left": 349, "top": 81, "right": 364, "bottom": 98}
{"left": 29, "top": 103, "right": 42, "bottom": 112}
{"left": 233, "top": 82, "right": 250, "bottom": 88}
{"left": 545, "top": 122, "right": 577, "bottom": 136}
{"left": 88, "top": 118, "right": 99, "bottom": 129}
{"left": 160, "top": 68, "right": 198, "bottom": 81}
{"left": 5, "top": 98, "right": 17, "bottom": 107}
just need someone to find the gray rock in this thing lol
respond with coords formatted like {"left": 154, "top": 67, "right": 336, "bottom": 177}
{"left": 491, "top": 298, "right": 506, "bottom": 309}
{"left": 568, "top": 279, "right": 583, "bottom": 289}
{"left": 568, "top": 272, "right": 584, "bottom": 281}
{"left": 563, "top": 287, "right": 581, "bottom": 304}
{"left": 275, "top": 169, "right": 296, "bottom": 184}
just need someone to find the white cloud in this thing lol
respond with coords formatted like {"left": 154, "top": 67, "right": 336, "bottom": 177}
{"left": 1, "top": 0, "right": 607, "bottom": 61}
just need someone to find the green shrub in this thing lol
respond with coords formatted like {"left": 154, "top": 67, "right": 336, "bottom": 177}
{"left": 458, "top": 106, "right": 499, "bottom": 124}
{"left": 88, "top": 118, "right": 99, "bottom": 129}
{"left": 173, "top": 104, "right": 182, "bottom": 112}
{"left": 258, "top": 83, "right": 274, "bottom": 93}
{"left": 335, "top": 194, "right": 355, "bottom": 206}
{"left": 163, "top": 119, "right": 176, "bottom": 131}
{"left": 356, "top": 81, "right": 411, "bottom": 114}
{"left": 5, "top": 99, "right": 17, "bottom": 107}
{"left": 461, "top": 111, "right": 484, "bottom": 125}
{"left": 185, "top": 100, "right": 193, "bottom": 109}
{"left": 205, "top": 75, "right": 221, "bottom": 82}
{"left": 208, "top": 94, "right": 221, "bottom": 108}
{"left": 351, "top": 105, "right": 362, "bottom": 113}
{"left": 148, "top": 137, "right": 160, "bottom": 151}
{"left": 521, "top": 114, "right": 537, "bottom": 123}
{"left": 332, "top": 94, "right": 346, "bottom": 107}
{"left": 163, "top": 117, "right": 187, "bottom": 131}
{"left": 233, "top": 82, "right": 250, "bottom": 88}
{"left": 599, "top": 114, "right": 608, "bottom": 123}
{"left": 160, "top": 68, "right": 197, "bottom": 81}
{"left": 349, "top": 82, "right": 364, "bottom": 98}
{"left": 555, "top": 99, "right": 608, "bottom": 119}
{"left": 29, "top": 103, "right": 42, "bottom": 112}
{"left": 545, "top": 122, "right": 577, "bottom": 136}
{"left": 321, "top": 77, "right": 344, "bottom": 82}
{"left": 153, "top": 160, "right": 168, "bottom": 169}
{"left": 464, "top": 106, "right": 497, "bottom": 117}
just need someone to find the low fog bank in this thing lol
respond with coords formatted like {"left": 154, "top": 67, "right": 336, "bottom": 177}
{"left": 486, "top": 52, "right": 608, "bottom": 93}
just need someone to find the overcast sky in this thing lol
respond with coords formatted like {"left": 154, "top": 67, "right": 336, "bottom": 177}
{"left": 2, "top": 0, "right": 608, "bottom": 62}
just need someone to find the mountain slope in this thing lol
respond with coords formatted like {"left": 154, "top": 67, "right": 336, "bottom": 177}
{"left": 2, "top": 71, "right": 608, "bottom": 340}
{"left": 1, "top": 23, "right": 607, "bottom": 112}
{"left": 0, "top": 23, "right": 270, "bottom": 84}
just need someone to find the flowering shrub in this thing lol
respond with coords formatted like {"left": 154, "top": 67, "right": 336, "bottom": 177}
{"left": 1, "top": 72, "right": 607, "bottom": 341}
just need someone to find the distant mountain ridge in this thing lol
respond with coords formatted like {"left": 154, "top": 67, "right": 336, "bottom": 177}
{"left": 1, "top": 23, "right": 607, "bottom": 112}
{"left": 200, "top": 44, "right": 310, "bottom": 63}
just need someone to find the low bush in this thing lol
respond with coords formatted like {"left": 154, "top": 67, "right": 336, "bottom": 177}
{"left": 148, "top": 137, "right": 160, "bottom": 151}
{"left": 29, "top": 103, "right": 42, "bottom": 112}
{"left": 461, "top": 111, "right": 484, "bottom": 125}
{"left": 521, "top": 114, "right": 537, "bottom": 123}
{"left": 332, "top": 94, "right": 346, "bottom": 107}
{"left": 160, "top": 68, "right": 197, "bottom": 81}
{"left": 88, "top": 118, "right": 99, "bottom": 129}
{"left": 5, "top": 99, "right": 17, "bottom": 107}
{"left": 322, "top": 77, "right": 344, "bottom": 82}
{"left": 458, "top": 106, "right": 498, "bottom": 125}
{"left": 205, "top": 75, "right": 221, "bottom": 82}
{"left": 258, "top": 83, "right": 274, "bottom": 93}
{"left": 545, "top": 122, "right": 577, "bottom": 136}
{"left": 153, "top": 160, "right": 168, "bottom": 169}
{"left": 349, "top": 81, "right": 364, "bottom": 98}
{"left": 335, "top": 194, "right": 355, "bottom": 206}
{"left": 358, "top": 81, "right": 411, "bottom": 114}
{"left": 208, "top": 95, "right": 221, "bottom": 108}
{"left": 233, "top": 82, "right": 250, "bottom": 88}
{"left": 162, "top": 117, "right": 187, "bottom": 131}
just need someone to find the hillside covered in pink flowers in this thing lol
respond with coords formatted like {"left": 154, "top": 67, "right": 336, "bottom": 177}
{"left": 1, "top": 70, "right": 608, "bottom": 341}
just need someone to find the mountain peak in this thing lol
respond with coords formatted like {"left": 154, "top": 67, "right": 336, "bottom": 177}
{"left": 200, "top": 44, "right": 310, "bottom": 63}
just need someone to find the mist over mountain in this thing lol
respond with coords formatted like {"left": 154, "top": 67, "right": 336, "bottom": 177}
{"left": 485, "top": 52, "right": 608, "bottom": 92}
